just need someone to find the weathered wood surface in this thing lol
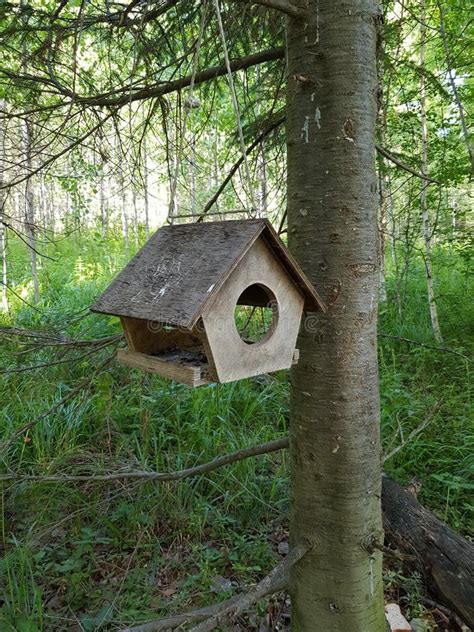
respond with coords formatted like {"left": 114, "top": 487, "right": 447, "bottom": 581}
{"left": 121, "top": 317, "right": 203, "bottom": 354}
{"left": 117, "top": 348, "right": 210, "bottom": 387}
{"left": 202, "top": 238, "right": 305, "bottom": 383}
{"left": 91, "top": 220, "right": 325, "bottom": 329}
{"left": 382, "top": 475, "right": 474, "bottom": 627}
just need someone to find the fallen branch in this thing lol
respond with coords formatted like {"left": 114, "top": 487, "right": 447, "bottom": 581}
{"left": 122, "top": 542, "right": 310, "bottom": 632}
{"left": 382, "top": 476, "right": 474, "bottom": 627}
{"left": 419, "top": 596, "right": 469, "bottom": 631}
{"left": 0, "top": 327, "right": 123, "bottom": 348}
{"left": 0, "top": 437, "right": 289, "bottom": 482}
{"left": 191, "top": 542, "right": 310, "bottom": 632}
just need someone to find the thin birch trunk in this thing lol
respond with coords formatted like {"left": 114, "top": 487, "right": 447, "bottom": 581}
{"left": 0, "top": 99, "right": 8, "bottom": 312}
{"left": 190, "top": 136, "right": 197, "bottom": 215}
{"left": 100, "top": 175, "right": 107, "bottom": 238}
{"left": 256, "top": 65, "right": 268, "bottom": 218}
{"left": 22, "top": 118, "right": 40, "bottom": 304}
{"left": 20, "top": 0, "right": 39, "bottom": 303}
{"left": 143, "top": 140, "right": 150, "bottom": 236}
{"left": 257, "top": 141, "right": 268, "bottom": 218}
{"left": 387, "top": 175, "right": 402, "bottom": 318}
{"left": 378, "top": 163, "right": 387, "bottom": 303}
{"left": 213, "top": 130, "right": 219, "bottom": 213}
{"left": 287, "top": 1, "right": 385, "bottom": 630}
{"left": 420, "top": 0, "right": 443, "bottom": 344}
{"left": 132, "top": 187, "right": 139, "bottom": 248}
{"left": 0, "top": 222, "right": 7, "bottom": 313}
{"left": 121, "top": 185, "right": 129, "bottom": 249}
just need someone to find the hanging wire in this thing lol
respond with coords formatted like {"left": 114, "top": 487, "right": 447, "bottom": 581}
{"left": 213, "top": 0, "right": 257, "bottom": 217}
{"left": 168, "top": 0, "right": 208, "bottom": 224}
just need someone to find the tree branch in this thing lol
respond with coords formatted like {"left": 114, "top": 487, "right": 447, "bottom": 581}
{"left": 10, "top": 47, "right": 285, "bottom": 110}
{"left": 0, "top": 437, "right": 289, "bottom": 482}
{"left": 229, "top": 0, "right": 307, "bottom": 19}
{"left": 375, "top": 144, "right": 440, "bottom": 184}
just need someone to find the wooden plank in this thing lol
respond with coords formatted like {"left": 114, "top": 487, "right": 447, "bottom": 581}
{"left": 117, "top": 348, "right": 210, "bottom": 387}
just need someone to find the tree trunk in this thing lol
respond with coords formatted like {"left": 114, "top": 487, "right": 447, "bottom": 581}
{"left": 143, "top": 139, "right": 150, "bottom": 236}
{"left": 0, "top": 100, "right": 8, "bottom": 312}
{"left": 420, "top": 0, "right": 443, "bottom": 344}
{"left": 100, "top": 175, "right": 108, "bottom": 238}
{"left": 191, "top": 136, "right": 197, "bottom": 216}
{"left": 382, "top": 476, "right": 474, "bottom": 628}
{"left": 121, "top": 185, "right": 129, "bottom": 249}
{"left": 132, "top": 188, "right": 139, "bottom": 248}
{"left": 0, "top": 221, "right": 6, "bottom": 313}
{"left": 286, "top": 2, "right": 385, "bottom": 631}
{"left": 22, "top": 118, "right": 40, "bottom": 304}
{"left": 378, "top": 165, "right": 388, "bottom": 303}
{"left": 257, "top": 141, "right": 268, "bottom": 218}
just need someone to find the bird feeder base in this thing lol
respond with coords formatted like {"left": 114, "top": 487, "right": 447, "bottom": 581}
{"left": 117, "top": 348, "right": 211, "bottom": 387}
{"left": 117, "top": 347, "right": 300, "bottom": 388}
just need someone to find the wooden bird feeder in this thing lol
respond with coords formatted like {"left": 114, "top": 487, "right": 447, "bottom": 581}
{"left": 91, "top": 219, "right": 325, "bottom": 387}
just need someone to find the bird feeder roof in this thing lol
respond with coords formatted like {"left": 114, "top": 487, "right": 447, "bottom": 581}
{"left": 91, "top": 219, "right": 325, "bottom": 329}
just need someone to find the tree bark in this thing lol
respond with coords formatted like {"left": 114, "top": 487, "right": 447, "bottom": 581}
{"left": 143, "top": 139, "right": 150, "bottom": 236}
{"left": 382, "top": 476, "right": 474, "bottom": 628}
{"left": 286, "top": 2, "right": 385, "bottom": 630}
{"left": 0, "top": 99, "right": 8, "bottom": 312}
{"left": 419, "top": 0, "right": 443, "bottom": 344}
{"left": 100, "top": 174, "right": 107, "bottom": 239}
{"left": 22, "top": 118, "right": 40, "bottom": 304}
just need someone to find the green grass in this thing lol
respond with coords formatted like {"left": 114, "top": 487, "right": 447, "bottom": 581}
{"left": 0, "top": 230, "right": 472, "bottom": 630}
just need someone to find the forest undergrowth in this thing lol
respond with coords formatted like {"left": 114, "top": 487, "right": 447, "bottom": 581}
{"left": 0, "top": 229, "right": 472, "bottom": 631}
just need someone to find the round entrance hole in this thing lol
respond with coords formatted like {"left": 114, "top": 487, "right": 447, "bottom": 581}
{"left": 234, "top": 283, "right": 278, "bottom": 344}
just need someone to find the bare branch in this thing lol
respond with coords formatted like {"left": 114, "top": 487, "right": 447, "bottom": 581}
{"left": 4, "top": 48, "right": 285, "bottom": 111}
{"left": 376, "top": 144, "right": 440, "bottom": 184}
{"left": 0, "top": 437, "right": 289, "bottom": 483}
{"left": 0, "top": 338, "right": 120, "bottom": 374}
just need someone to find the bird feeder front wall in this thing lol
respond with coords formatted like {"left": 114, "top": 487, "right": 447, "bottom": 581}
{"left": 201, "top": 238, "right": 305, "bottom": 383}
